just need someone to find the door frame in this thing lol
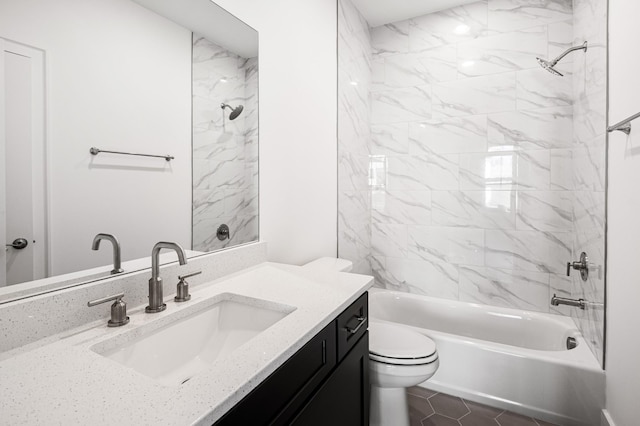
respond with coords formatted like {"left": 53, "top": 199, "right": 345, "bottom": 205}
{"left": 1, "top": 38, "right": 48, "bottom": 284}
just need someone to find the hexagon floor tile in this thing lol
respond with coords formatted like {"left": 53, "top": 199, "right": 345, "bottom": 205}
{"left": 406, "top": 387, "right": 560, "bottom": 426}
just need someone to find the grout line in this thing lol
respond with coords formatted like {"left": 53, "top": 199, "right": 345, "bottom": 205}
{"left": 459, "top": 396, "right": 471, "bottom": 407}
{"left": 458, "top": 411, "right": 472, "bottom": 420}
{"left": 407, "top": 391, "right": 431, "bottom": 400}
{"left": 407, "top": 391, "right": 434, "bottom": 400}
{"left": 439, "top": 414, "right": 461, "bottom": 421}
{"left": 427, "top": 398, "right": 436, "bottom": 419}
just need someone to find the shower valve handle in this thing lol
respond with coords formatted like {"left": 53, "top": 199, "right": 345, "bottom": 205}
{"left": 566, "top": 252, "right": 589, "bottom": 282}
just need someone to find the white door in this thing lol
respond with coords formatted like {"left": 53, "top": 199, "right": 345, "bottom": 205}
{"left": 0, "top": 39, "right": 46, "bottom": 286}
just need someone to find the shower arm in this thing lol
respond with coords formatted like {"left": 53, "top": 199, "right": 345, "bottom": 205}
{"left": 552, "top": 41, "right": 588, "bottom": 65}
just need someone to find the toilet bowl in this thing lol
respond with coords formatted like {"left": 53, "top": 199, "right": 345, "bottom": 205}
{"left": 369, "top": 321, "right": 439, "bottom": 426}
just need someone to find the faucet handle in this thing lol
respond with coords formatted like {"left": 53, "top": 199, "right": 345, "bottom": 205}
{"left": 88, "top": 293, "right": 130, "bottom": 327}
{"left": 179, "top": 271, "right": 202, "bottom": 280}
{"left": 175, "top": 271, "right": 201, "bottom": 302}
{"left": 566, "top": 252, "right": 589, "bottom": 281}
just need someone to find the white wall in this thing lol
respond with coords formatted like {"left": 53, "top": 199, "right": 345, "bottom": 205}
{"left": 606, "top": 0, "right": 640, "bottom": 424}
{"left": 213, "top": 0, "right": 339, "bottom": 265}
{"left": 0, "top": 0, "right": 192, "bottom": 275}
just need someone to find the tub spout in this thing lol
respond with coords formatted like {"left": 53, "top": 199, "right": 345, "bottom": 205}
{"left": 551, "top": 294, "right": 586, "bottom": 310}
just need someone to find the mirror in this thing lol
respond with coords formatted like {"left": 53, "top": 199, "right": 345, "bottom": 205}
{"left": 0, "top": 0, "right": 258, "bottom": 303}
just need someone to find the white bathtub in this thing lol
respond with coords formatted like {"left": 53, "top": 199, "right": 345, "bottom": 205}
{"left": 369, "top": 289, "right": 605, "bottom": 426}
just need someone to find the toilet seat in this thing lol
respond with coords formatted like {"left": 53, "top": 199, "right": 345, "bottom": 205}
{"left": 369, "top": 322, "right": 438, "bottom": 366}
{"left": 370, "top": 352, "right": 438, "bottom": 365}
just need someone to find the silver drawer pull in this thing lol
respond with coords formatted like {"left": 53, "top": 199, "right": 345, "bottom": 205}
{"left": 345, "top": 316, "right": 366, "bottom": 335}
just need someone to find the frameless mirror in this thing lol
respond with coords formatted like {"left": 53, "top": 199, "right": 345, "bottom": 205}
{"left": 0, "top": 0, "right": 258, "bottom": 303}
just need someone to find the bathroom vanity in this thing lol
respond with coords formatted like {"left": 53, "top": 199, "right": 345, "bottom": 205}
{"left": 0, "top": 258, "right": 372, "bottom": 425}
{"left": 217, "top": 292, "right": 369, "bottom": 425}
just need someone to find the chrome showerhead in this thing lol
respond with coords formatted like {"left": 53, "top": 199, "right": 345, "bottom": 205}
{"left": 535, "top": 41, "right": 588, "bottom": 77}
{"left": 536, "top": 57, "right": 564, "bottom": 77}
{"left": 229, "top": 104, "right": 243, "bottom": 120}
{"left": 221, "top": 103, "right": 244, "bottom": 120}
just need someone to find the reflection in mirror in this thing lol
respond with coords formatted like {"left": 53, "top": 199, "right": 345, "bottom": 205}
{"left": 0, "top": 0, "right": 258, "bottom": 303}
{"left": 192, "top": 34, "right": 259, "bottom": 252}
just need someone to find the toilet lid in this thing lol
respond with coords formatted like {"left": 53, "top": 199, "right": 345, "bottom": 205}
{"left": 369, "top": 322, "right": 437, "bottom": 362}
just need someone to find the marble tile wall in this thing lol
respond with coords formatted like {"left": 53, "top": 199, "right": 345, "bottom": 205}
{"left": 367, "top": 0, "right": 578, "bottom": 316}
{"left": 192, "top": 35, "right": 259, "bottom": 252}
{"left": 337, "top": 0, "right": 606, "bottom": 366}
{"left": 338, "top": 0, "right": 373, "bottom": 274}
{"left": 569, "top": 0, "right": 607, "bottom": 366}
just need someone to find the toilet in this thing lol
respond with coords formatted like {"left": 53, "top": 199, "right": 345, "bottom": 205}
{"left": 369, "top": 321, "right": 439, "bottom": 426}
{"left": 301, "top": 258, "right": 439, "bottom": 426}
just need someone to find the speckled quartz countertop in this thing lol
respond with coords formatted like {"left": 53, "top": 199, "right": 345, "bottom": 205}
{"left": 0, "top": 262, "right": 373, "bottom": 425}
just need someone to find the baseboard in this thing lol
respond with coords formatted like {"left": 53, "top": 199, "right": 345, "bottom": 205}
{"left": 601, "top": 410, "right": 615, "bottom": 426}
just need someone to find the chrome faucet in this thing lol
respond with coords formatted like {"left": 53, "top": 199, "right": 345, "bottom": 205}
{"left": 146, "top": 242, "right": 187, "bottom": 313}
{"left": 92, "top": 233, "right": 124, "bottom": 275}
{"left": 551, "top": 294, "right": 586, "bottom": 310}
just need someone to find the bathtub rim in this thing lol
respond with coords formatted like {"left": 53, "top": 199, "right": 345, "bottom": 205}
{"left": 369, "top": 288, "right": 603, "bottom": 371}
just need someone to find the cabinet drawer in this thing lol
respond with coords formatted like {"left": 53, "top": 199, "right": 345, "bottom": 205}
{"left": 336, "top": 292, "right": 368, "bottom": 361}
{"left": 215, "top": 321, "right": 337, "bottom": 426}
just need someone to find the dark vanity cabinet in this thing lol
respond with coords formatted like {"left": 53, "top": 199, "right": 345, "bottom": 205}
{"left": 215, "top": 292, "right": 369, "bottom": 426}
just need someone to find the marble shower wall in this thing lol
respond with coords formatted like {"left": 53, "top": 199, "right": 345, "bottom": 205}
{"left": 192, "top": 34, "right": 259, "bottom": 252}
{"left": 368, "top": 0, "right": 578, "bottom": 315}
{"left": 338, "top": 0, "right": 373, "bottom": 274}
{"left": 337, "top": 0, "right": 607, "bottom": 366}
{"left": 569, "top": 0, "right": 607, "bottom": 366}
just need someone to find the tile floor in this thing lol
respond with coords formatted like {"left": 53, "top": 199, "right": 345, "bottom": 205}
{"left": 407, "top": 387, "right": 559, "bottom": 426}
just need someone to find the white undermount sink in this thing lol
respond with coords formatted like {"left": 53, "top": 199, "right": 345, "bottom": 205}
{"left": 91, "top": 293, "right": 296, "bottom": 386}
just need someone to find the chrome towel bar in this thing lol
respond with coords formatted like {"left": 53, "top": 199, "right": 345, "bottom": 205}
{"left": 608, "top": 111, "right": 640, "bottom": 135}
{"left": 90, "top": 147, "right": 174, "bottom": 161}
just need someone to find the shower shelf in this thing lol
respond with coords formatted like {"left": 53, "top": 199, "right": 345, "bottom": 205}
{"left": 608, "top": 111, "right": 640, "bottom": 135}
{"left": 89, "top": 147, "right": 174, "bottom": 161}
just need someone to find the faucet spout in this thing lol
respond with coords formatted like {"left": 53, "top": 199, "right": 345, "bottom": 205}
{"left": 551, "top": 294, "right": 586, "bottom": 310}
{"left": 91, "top": 233, "right": 124, "bottom": 274}
{"left": 146, "top": 242, "right": 188, "bottom": 313}
{"left": 151, "top": 242, "right": 187, "bottom": 280}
